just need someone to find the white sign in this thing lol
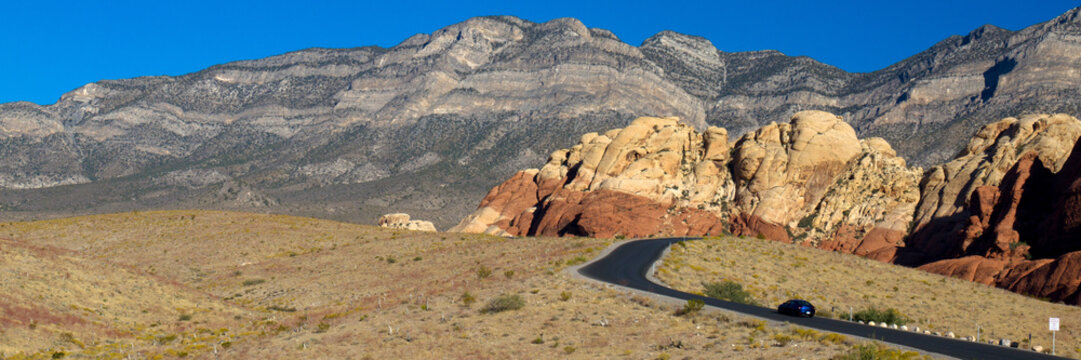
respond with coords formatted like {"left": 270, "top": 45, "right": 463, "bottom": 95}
{"left": 1050, "top": 317, "right": 1060, "bottom": 331}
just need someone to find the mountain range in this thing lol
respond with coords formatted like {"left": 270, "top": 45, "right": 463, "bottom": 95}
{"left": 1, "top": 7, "right": 1079, "bottom": 228}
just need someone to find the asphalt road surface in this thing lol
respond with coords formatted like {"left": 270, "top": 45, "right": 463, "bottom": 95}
{"left": 578, "top": 238, "right": 1068, "bottom": 360}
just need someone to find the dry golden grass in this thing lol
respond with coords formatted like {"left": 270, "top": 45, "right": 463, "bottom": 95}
{"left": 0, "top": 211, "right": 902, "bottom": 359}
{"left": 0, "top": 238, "right": 247, "bottom": 358}
{"left": 656, "top": 236, "right": 1081, "bottom": 357}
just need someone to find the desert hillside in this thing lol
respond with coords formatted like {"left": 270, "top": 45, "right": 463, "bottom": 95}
{"left": 657, "top": 236, "right": 1081, "bottom": 357}
{"left": 0, "top": 211, "right": 921, "bottom": 359}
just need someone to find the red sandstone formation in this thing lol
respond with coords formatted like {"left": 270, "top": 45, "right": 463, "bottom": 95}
{"left": 453, "top": 111, "right": 1081, "bottom": 305}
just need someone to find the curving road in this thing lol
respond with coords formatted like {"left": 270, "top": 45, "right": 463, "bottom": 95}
{"left": 577, "top": 238, "right": 1068, "bottom": 360}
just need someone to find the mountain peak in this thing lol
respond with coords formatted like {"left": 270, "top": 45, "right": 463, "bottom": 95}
{"left": 642, "top": 31, "right": 717, "bottom": 52}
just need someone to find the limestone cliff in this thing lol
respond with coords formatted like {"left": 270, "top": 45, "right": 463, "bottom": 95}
{"left": 3, "top": 8, "right": 1081, "bottom": 228}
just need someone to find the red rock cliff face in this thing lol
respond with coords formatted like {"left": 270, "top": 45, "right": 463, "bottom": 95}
{"left": 451, "top": 111, "right": 922, "bottom": 249}
{"left": 453, "top": 111, "right": 1081, "bottom": 305}
{"left": 917, "top": 133, "right": 1081, "bottom": 304}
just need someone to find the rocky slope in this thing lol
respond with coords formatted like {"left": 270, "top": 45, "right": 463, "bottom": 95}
{"left": 454, "top": 110, "right": 1081, "bottom": 304}
{"left": 1, "top": 8, "right": 1080, "bottom": 227}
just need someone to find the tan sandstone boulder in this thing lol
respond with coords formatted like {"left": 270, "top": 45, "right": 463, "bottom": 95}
{"left": 378, "top": 213, "right": 437, "bottom": 232}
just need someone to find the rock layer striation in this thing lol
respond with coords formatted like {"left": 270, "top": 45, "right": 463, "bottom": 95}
{"left": 2, "top": 9, "right": 1081, "bottom": 228}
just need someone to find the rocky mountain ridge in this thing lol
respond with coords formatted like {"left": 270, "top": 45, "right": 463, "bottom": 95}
{"left": 453, "top": 110, "right": 1081, "bottom": 304}
{"left": 1, "top": 8, "right": 1080, "bottom": 228}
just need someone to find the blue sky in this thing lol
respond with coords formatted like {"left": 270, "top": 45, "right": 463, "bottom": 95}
{"left": 2, "top": 0, "right": 1078, "bottom": 105}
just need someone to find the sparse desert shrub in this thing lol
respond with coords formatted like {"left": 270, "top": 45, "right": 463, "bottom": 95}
{"left": 178, "top": 314, "right": 192, "bottom": 321}
{"left": 566, "top": 255, "right": 589, "bottom": 266}
{"left": 773, "top": 333, "right": 794, "bottom": 346}
{"left": 481, "top": 294, "right": 525, "bottom": 313}
{"left": 560, "top": 291, "right": 572, "bottom": 301}
{"left": 833, "top": 342, "right": 925, "bottom": 360}
{"left": 267, "top": 305, "right": 297, "bottom": 312}
{"left": 386, "top": 257, "right": 397, "bottom": 264}
{"left": 853, "top": 307, "right": 907, "bottom": 325}
{"left": 155, "top": 334, "right": 178, "bottom": 345}
{"left": 58, "top": 332, "right": 82, "bottom": 347}
{"left": 242, "top": 279, "right": 265, "bottom": 286}
{"left": 703, "top": 280, "right": 757, "bottom": 305}
{"left": 820, "top": 333, "right": 848, "bottom": 345}
{"left": 563, "top": 346, "right": 576, "bottom": 354}
{"left": 504, "top": 270, "right": 515, "bottom": 279}
{"left": 460, "top": 291, "right": 476, "bottom": 307}
{"left": 51, "top": 352, "right": 65, "bottom": 359}
{"left": 315, "top": 322, "right": 330, "bottom": 333}
{"left": 413, "top": 256, "right": 422, "bottom": 261}
{"left": 791, "top": 327, "right": 820, "bottom": 340}
{"left": 630, "top": 295, "right": 653, "bottom": 308}
{"left": 532, "top": 336, "right": 544, "bottom": 344}
{"left": 476, "top": 265, "right": 492, "bottom": 279}
{"left": 675, "top": 299, "right": 705, "bottom": 316}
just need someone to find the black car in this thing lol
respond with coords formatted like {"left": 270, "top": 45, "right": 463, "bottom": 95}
{"left": 777, "top": 299, "right": 815, "bottom": 317}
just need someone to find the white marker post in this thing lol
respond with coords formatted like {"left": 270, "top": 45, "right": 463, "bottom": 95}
{"left": 1050, "top": 317, "right": 1060, "bottom": 355}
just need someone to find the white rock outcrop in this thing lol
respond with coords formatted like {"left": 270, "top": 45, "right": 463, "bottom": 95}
{"left": 378, "top": 213, "right": 437, "bottom": 232}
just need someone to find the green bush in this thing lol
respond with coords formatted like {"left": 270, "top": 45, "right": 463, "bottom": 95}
{"left": 675, "top": 299, "right": 705, "bottom": 316}
{"left": 704, "top": 281, "right": 757, "bottom": 305}
{"left": 481, "top": 294, "right": 525, "bottom": 313}
{"left": 853, "top": 307, "right": 907, "bottom": 325}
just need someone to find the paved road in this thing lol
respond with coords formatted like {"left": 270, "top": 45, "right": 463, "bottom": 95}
{"left": 578, "top": 238, "right": 1068, "bottom": 360}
